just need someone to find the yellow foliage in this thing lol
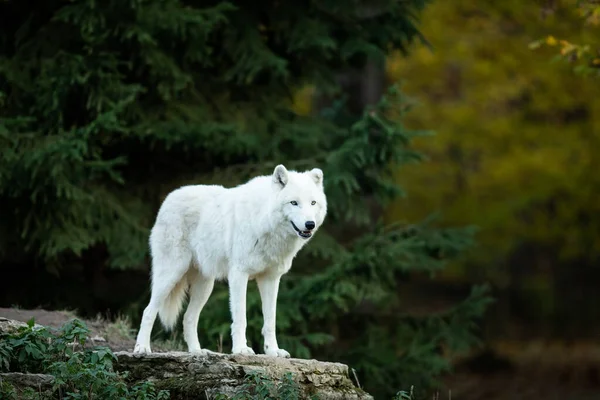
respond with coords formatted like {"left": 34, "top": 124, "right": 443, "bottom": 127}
{"left": 385, "top": 0, "right": 600, "bottom": 280}
{"left": 534, "top": 2, "right": 600, "bottom": 73}
{"left": 579, "top": 2, "right": 600, "bottom": 25}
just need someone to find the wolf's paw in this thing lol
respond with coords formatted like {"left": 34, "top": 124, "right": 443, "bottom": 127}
{"left": 189, "top": 348, "right": 216, "bottom": 356}
{"left": 232, "top": 345, "right": 255, "bottom": 355}
{"left": 133, "top": 343, "right": 152, "bottom": 354}
{"left": 265, "top": 347, "right": 290, "bottom": 358}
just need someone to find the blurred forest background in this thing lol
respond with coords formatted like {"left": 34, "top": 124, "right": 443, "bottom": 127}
{"left": 1, "top": 0, "right": 599, "bottom": 399}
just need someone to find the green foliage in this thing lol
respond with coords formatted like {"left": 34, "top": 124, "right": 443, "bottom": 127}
{"left": 0, "top": 381, "right": 18, "bottom": 400}
{"left": 0, "top": 318, "right": 169, "bottom": 400}
{"left": 0, "top": 0, "right": 492, "bottom": 398}
{"left": 215, "top": 371, "right": 305, "bottom": 400}
{"left": 0, "top": 0, "right": 430, "bottom": 267}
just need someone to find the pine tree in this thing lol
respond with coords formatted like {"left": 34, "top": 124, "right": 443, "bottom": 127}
{"left": 0, "top": 0, "right": 491, "bottom": 397}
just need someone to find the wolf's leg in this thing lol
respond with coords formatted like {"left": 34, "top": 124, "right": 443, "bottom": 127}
{"left": 134, "top": 242, "right": 191, "bottom": 354}
{"left": 256, "top": 273, "right": 290, "bottom": 358}
{"left": 134, "top": 296, "right": 160, "bottom": 354}
{"left": 228, "top": 270, "right": 255, "bottom": 355}
{"left": 183, "top": 268, "right": 215, "bottom": 354}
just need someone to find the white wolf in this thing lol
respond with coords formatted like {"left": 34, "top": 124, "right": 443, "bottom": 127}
{"left": 133, "top": 164, "right": 327, "bottom": 358}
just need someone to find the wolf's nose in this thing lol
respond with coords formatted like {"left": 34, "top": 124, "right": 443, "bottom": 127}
{"left": 305, "top": 221, "right": 315, "bottom": 230}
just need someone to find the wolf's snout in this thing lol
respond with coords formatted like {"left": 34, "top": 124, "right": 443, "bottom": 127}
{"left": 305, "top": 221, "right": 316, "bottom": 230}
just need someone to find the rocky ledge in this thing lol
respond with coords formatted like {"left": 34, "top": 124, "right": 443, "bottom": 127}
{"left": 0, "top": 317, "right": 371, "bottom": 399}
{"left": 114, "top": 351, "right": 372, "bottom": 399}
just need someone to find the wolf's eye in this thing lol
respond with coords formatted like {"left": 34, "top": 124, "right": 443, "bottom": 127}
{"left": 311, "top": 201, "right": 316, "bottom": 205}
{"left": 290, "top": 201, "right": 298, "bottom": 206}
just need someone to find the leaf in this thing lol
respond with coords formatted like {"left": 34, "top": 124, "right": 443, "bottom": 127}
{"left": 546, "top": 35, "right": 558, "bottom": 46}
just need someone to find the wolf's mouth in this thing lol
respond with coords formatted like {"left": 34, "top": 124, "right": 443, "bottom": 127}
{"left": 290, "top": 221, "right": 312, "bottom": 239}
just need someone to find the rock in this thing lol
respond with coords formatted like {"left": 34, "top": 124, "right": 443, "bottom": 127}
{"left": 115, "top": 351, "right": 373, "bottom": 400}
{"left": 0, "top": 372, "right": 54, "bottom": 391}
{"left": 0, "top": 317, "right": 37, "bottom": 334}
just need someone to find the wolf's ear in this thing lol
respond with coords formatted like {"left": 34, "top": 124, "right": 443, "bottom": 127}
{"left": 309, "top": 168, "right": 323, "bottom": 187}
{"left": 272, "top": 164, "right": 289, "bottom": 189}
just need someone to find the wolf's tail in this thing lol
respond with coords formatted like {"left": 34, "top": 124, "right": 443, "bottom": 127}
{"left": 157, "top": 276, "right": 189, "bottom": 331}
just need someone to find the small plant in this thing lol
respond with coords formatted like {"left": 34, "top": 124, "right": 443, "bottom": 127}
{"left": 277, "top": 372, "right": 301, "bottom": 400}
{"left": 0, "top": 318, "right": 169, "bottom": 400}
{"left": 103, "top": 314, "right": 136, "bottom": 341}
{"left": 214, "top": 370, "right": 305, "bottom": 400}
{"left": 0, "top": 380, "right": 18, "bottom": 400}
{"left": 394, "top": 386, "right": 415, "bottom": 400}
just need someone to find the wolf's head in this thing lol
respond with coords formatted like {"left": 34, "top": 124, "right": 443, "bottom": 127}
{"left": 271, "top": 164, "right": 327, "bottom": 240}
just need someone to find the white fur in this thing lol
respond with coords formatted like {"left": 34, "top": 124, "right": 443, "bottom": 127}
{"left": 133, "top": 165, "right": 327, "bottom": 358}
